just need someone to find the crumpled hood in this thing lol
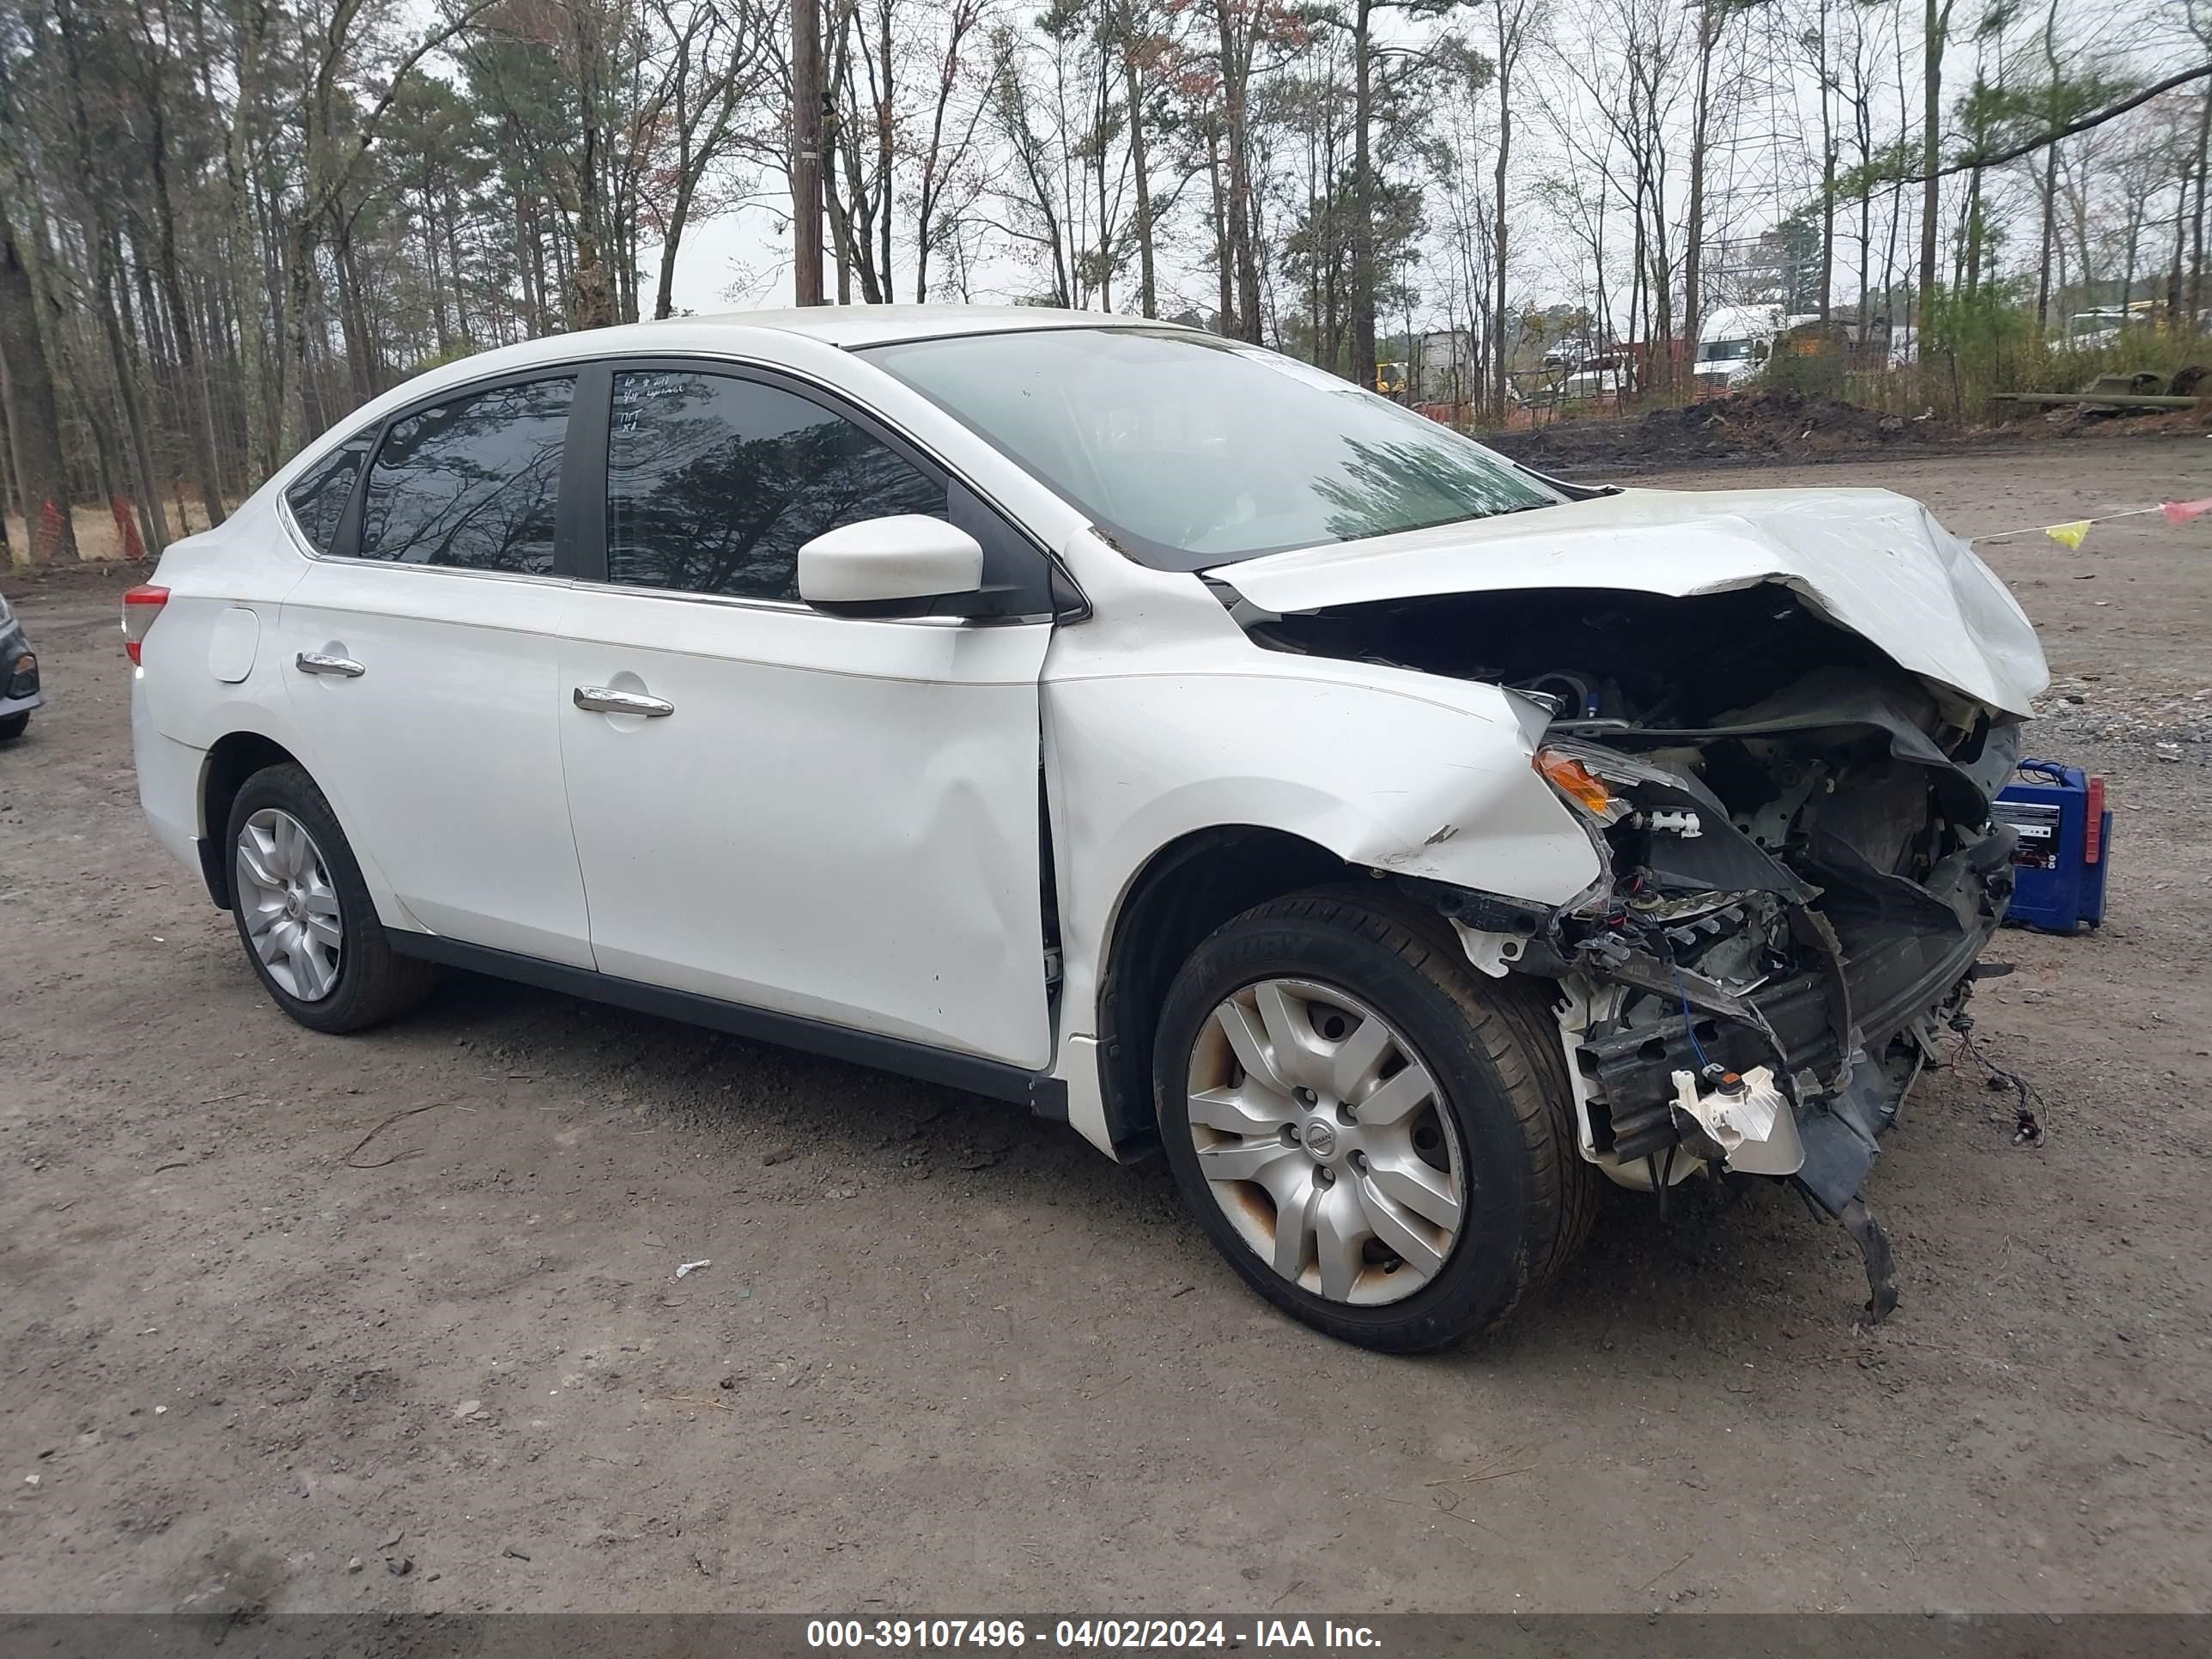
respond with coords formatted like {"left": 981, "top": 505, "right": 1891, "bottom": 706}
{"left": 1211, "top": 484, "right": 2049, "bottom": 717}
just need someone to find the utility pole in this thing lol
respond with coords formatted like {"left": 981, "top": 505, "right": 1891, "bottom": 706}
{"left": 793, "top": 0, "right": 825, "bottom": 306}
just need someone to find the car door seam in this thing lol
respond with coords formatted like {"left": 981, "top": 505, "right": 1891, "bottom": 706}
{"left": 548, "top": 586, "right": 601, "bottom": 973}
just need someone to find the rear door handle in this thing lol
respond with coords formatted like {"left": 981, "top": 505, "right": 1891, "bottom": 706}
{"left": 295, "top": 651, "right": 365, "bottom": 678}
{"left": 573, "top": 685, "right": 675, "bottom": 718}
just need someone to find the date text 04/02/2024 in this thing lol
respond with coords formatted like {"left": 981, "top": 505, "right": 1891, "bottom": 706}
{"left": 804, "top": 1620, "right": 1383, "bottom": 1650}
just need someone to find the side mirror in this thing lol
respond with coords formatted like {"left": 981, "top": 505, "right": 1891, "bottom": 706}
{"left": 797, "top": 514, "right": 986, "bottom": 618}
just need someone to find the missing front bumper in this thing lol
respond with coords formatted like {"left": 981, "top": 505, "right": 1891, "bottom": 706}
{"left": 1550, "top": 831, "right": 2013, "bottom": 1323}
{"left": 1572, "top": 825, "right": 2010, "bottom": 1176}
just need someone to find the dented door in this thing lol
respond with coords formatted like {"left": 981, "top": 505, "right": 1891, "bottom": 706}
{"left": 556, "top": 589, "right": 1055, "bottom": 1067}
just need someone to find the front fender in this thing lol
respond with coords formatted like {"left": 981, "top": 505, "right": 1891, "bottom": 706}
{"left": 1044, "top": 660, "right": 1601, "bottom": 1044}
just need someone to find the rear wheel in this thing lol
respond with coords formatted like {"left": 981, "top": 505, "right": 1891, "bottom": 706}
{"left": 224, "top": 763, "right": 434, "bottom": 1033}
{"left": 1153, "top": 889, "right": 1592, "bottom": 1352}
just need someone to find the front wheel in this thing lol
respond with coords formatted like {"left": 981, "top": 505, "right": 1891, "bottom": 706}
{"left": 0, "top": 711, "right": 28, "bottom": 742}
{"left": 1153, "top": 890, "right": 1593, "bottom": 1352}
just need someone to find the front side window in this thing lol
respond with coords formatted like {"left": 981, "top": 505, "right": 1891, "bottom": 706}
{"left": 357, "top": 378, "right": 574, "bottom": 573}
{"left": 284, "top": 434, "right": 371, "bottom": 554}
{"left": 860, "top": 327, "right": 1561, "bottom": 572}
{"left": 606, "top": 371, "right": 945, "bottom": 601}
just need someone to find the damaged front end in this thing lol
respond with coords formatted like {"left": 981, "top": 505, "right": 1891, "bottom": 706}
{"left": 1253, "top": 583, "right": 2032, "bottom": 1319}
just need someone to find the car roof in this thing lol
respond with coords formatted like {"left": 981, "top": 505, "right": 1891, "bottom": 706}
{"left": 347, "top": 305, "right": 1188, "bottom": 422}
{"left": 484, "top": 304, "right": 1180, "bottom": 365}
{"left": 690, "top": 303, "right": 1185, "bottom": 348}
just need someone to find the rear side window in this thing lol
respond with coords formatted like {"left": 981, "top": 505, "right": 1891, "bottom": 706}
{"left": 605, "top": 370, "right": 943, "bottom": 601}
{"left": 284, "top": 434, "right": 370, "bottom": 554}
{"left": 358, "top": 378, "right": 574, "bottom": 573}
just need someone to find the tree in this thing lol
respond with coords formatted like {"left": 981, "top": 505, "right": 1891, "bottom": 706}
{"left": 121, "top": 0, "right": 229, "bottom": 525}
{"left": 647, "top": 0, "right": 766, "bottom": 319}
{"left": 911, "top": 0, "right": 992, "bottom": 302}
{"left": 1205, "top": 0, "right": 1289, "bottom": 339}
{"left": 1487, "top": 0, "right": 1544, "bottom": 415}
{"left": 0, "top": 191, "right": 78, "bottom": 565}
{"left": 1103, "top": 0, "right": 1166, "bottom": 314}
{"left": 1917, "top": 0, "right": 1961, "bottom": 325}
{"left": 1306, "top": 0, "right": 1463, "bottom": 390}
{"left": 986, "top": 21, "right": 1076, "bottom": 303}
{"left": 283, "top": 0, "right": 496, "bottom": 447}
{"left": 1800, "top": 0, "right": 1836, "bottom": 320}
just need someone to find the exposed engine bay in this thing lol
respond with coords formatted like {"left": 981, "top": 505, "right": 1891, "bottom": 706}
{"left": 1243, "top": 583, "right": 2028, "bottom": 1319}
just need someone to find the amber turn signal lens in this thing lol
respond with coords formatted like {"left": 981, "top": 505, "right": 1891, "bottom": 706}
{"left": 1533, "top": 749, "right": 1623, "bottom": 818}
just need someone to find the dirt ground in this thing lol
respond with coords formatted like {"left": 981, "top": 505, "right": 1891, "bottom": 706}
{"left": 2, "top": 439, "right": 2207, "bottom": 1616}
{"left": 1482, "top": 386, "right": 2212, "bottom": 477}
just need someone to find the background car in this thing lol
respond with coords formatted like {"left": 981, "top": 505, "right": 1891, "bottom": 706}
{"left": 0, "top": 588, "right": 41, "bottom": 741}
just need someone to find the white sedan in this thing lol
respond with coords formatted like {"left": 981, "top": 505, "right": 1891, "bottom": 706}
{"left": 126, "top": 307, "right": 2045, "bottom": 1350}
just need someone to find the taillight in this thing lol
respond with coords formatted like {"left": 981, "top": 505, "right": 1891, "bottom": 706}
{"left": 121, "top": 584, "right": 169, "bottom": 665}
{"left": 2085, "top": 775, "right": 2106, "bottom": 863}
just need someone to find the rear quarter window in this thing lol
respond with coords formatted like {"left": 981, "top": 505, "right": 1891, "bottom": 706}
{"left": 283, "top": 434, "right": 371, "bottom": 554}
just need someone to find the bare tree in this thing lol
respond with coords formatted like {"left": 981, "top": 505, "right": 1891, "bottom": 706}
{"left": 913, "top": 0, "right": 992, "bottom": 301}
{"left": 1488, "top": 0, "right": 1544, "bottom": 415}
{"left": 647, "top": 0, "right": 767, "bottom": 319}
{"left": 1917, "top": 0, "right": 1961, "bottom": 321}
{"left": 0, "top": 191, "right": 78, "bottom": 565}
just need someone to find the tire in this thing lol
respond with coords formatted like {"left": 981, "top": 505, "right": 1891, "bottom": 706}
{"left": 223, "top": 763, "right": 435, "bottom": 1034}
{"left": 0, "top": 712, "right": 27, "bottom": 742}
{"left": 1153, "top": 888, "right": 1594, "bottom": 1352}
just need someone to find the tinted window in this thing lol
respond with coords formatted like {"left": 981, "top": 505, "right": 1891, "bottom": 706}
{"left": 862, "top": 328, "right": 1560, "bottom": 572}
{"left": 358, "top": 378, "right": 574, "bottom": 573}
{"left": 607, "top": 371, "right": 945, "bottom": 601}
{"left": 284, "top": 434, "right": 370, "bottom": 554}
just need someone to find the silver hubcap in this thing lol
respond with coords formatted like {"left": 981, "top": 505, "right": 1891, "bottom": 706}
{"left": 1185, "top": 978, "right": 1464, "bottom": 1305}
{"left": 235, "top": 808, "right": 343, "bottom": 1002}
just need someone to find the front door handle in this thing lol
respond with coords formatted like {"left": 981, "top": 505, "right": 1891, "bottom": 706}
{"left": 573, "top": 685, "right": 675, "bottom": 718}
{"left": 296, "top": 651, "right": 365, "bottom": 678}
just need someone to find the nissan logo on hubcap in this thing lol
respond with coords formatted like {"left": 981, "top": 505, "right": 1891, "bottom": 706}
{"left": 1304, "top": 1121, "right": 1338, "bottom": 1159}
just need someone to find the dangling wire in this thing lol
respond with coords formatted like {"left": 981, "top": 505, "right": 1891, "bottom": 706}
{"left": 1954, "top": 1020, "right": 2048, "bottom": 1147}
{"left": 1673, "top": 964, "right": 1715, "bottom": 1073}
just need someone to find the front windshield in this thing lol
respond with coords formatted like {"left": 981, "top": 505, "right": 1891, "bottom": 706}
{"left": 860, "top": 327, "right": 1561, "bottom": 571}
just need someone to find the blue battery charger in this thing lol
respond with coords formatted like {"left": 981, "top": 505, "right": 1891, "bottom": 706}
{"left": 1992, "top": 759, "right": 2111, "bottom": 934}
